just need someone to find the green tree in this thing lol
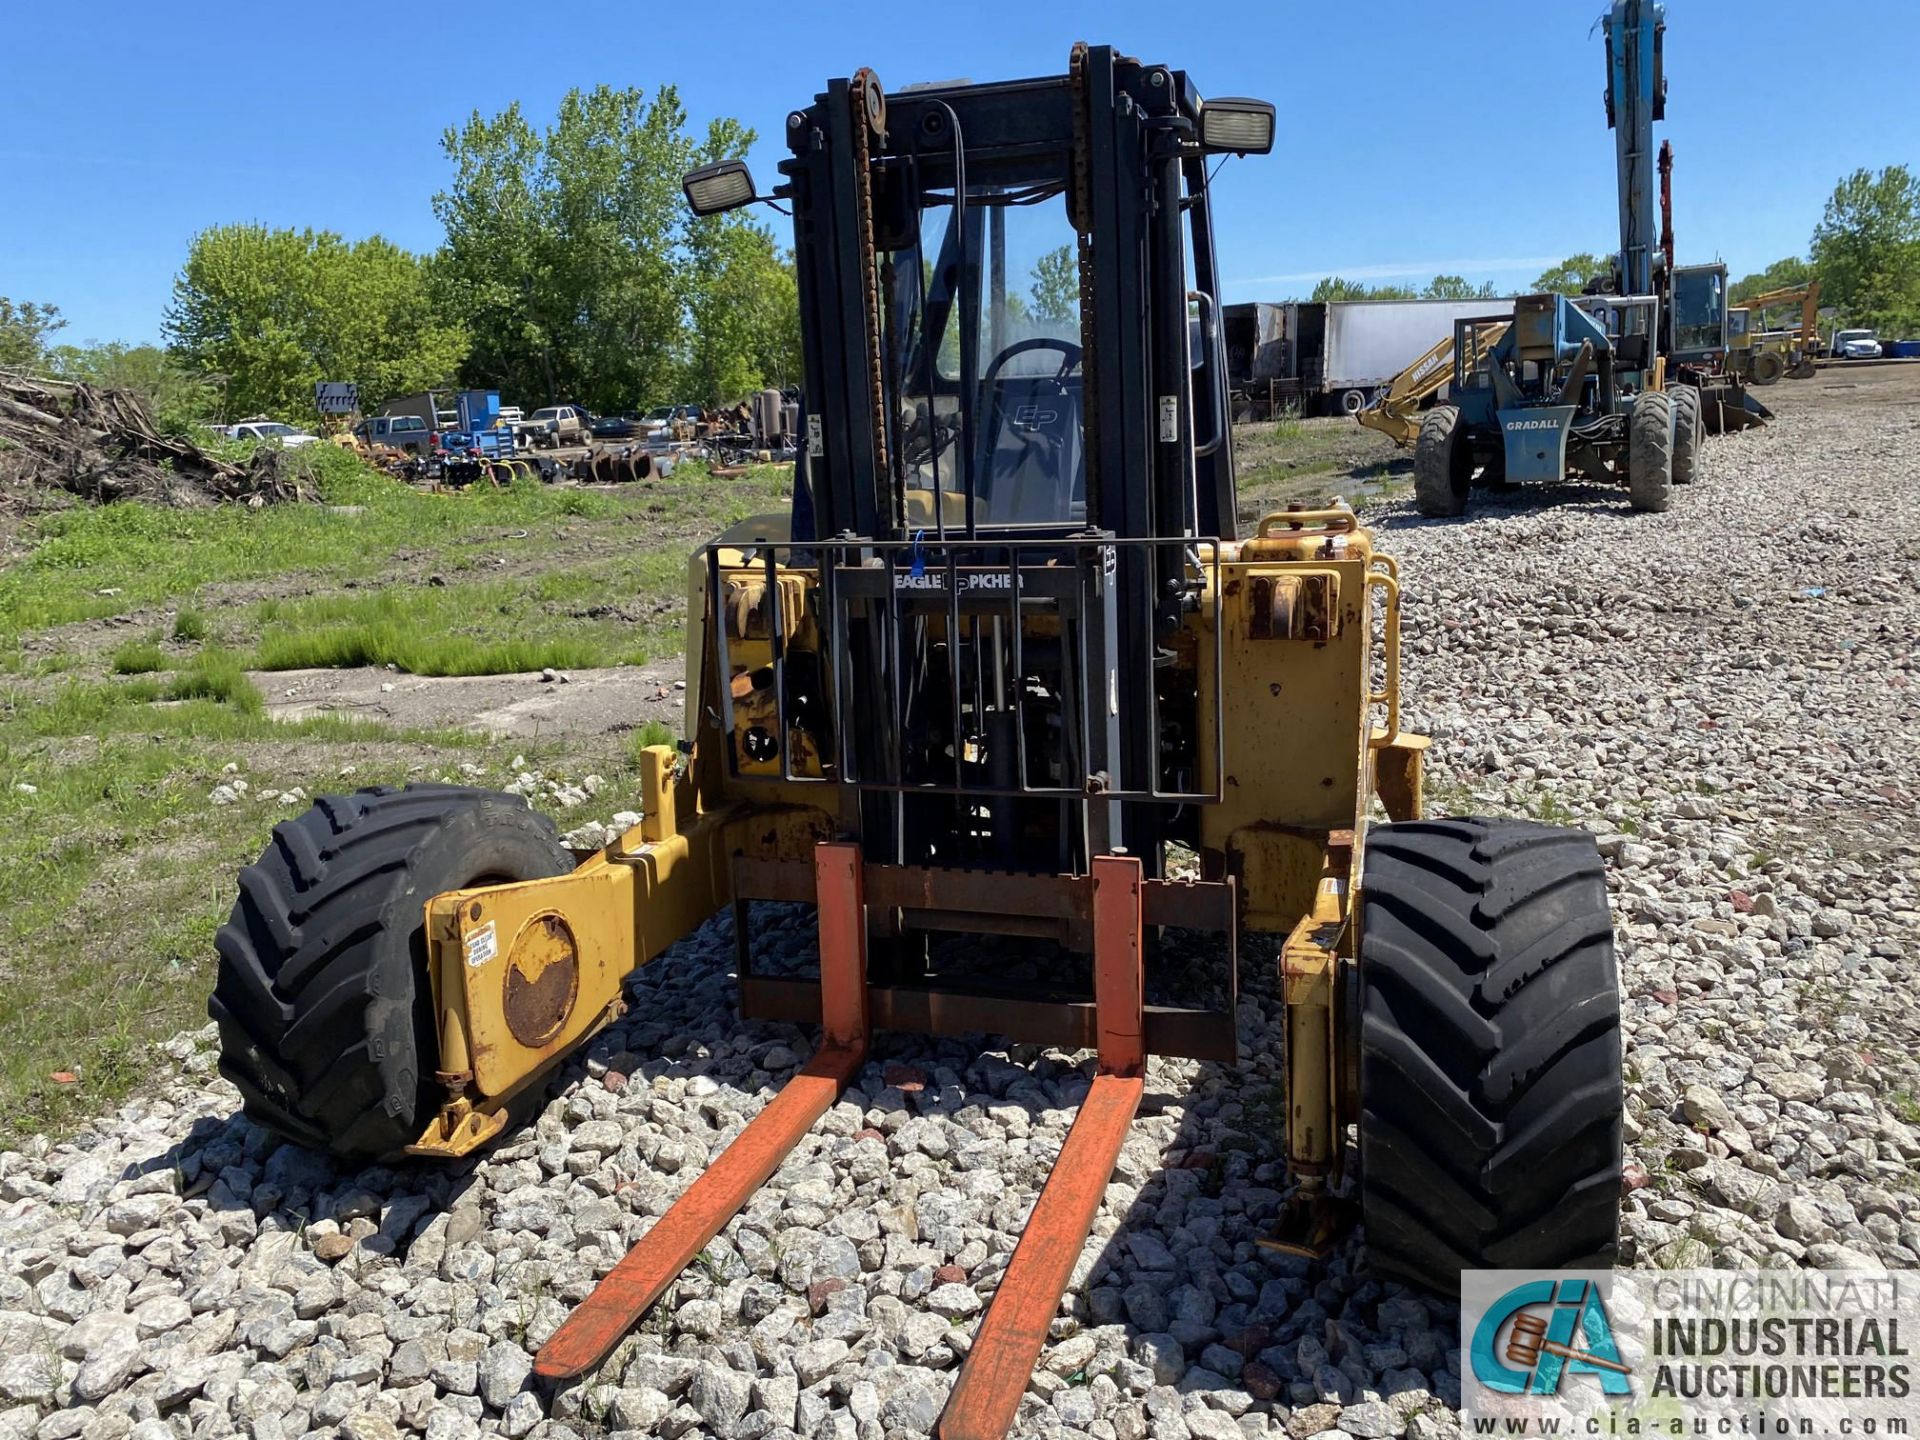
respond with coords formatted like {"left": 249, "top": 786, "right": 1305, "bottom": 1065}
{"left": 1422, "top": 274, "right": 1499, "bottom": 300}
{"left": 165, "top": 225, "right": 466, "bottom": 419}
{"left": 684, "top": 215, "right": 802, "bottom": 401}
{"left": 679, "top": 115, "right": 803, "bottom": 403}
{"left": 1530, "top": 253, "right": 1611, "bottom": 295}
{"left": 435, "top": 85, "right": 791, "bottom": 410}
{"left": 1310, "top": 277, "right": 1419, "bottom": 301}
{"left": 0, "top": 298, "right": 67, "bottom": 368}
{"left": 1028, "top": 245, "right": 1078, "bottom": 323}
{"left": 1810, "top": 165, "right": 1920, "bottom": 333}
{"left": 1731, "top": 256, "right": 1814, "bottom": 303}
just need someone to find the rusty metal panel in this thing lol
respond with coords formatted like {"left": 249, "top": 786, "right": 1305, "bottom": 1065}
{"left": 735, "top": 860, "right": 1234, "bottom": 933}
{"left": 732, "top": 855, "right": 817, "bottom": 903}
{"left": 1141, "top": 877, "right": 1236, "bottom": 931}
{"left": 814, "top": 842, "right": 868, "bottom": 1053}
{"left": 1092, "top": 855, "right": 1145, "bottom": 1075}
{"left": 737, "top": 978, "right": 1237, "bottom": 1063}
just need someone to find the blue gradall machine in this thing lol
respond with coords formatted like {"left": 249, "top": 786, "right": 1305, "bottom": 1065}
{"left": 1417, "top": 287, "right": 1682, "bottom": 515}
{"left": 1411, "top": 0, "right": 1763, "bottom": 518}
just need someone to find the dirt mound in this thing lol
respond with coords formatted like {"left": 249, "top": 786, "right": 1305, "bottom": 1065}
{"left": 0, "top": 371, "right": 310, "bottom": 510}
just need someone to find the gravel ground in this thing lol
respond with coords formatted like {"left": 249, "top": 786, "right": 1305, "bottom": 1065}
{"left": 2, "top": 369, "right": 1916, "bottom": 1440}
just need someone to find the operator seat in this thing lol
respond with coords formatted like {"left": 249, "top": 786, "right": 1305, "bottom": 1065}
{"left": 973, "top": 339, "right": 1086, "bottom": 526}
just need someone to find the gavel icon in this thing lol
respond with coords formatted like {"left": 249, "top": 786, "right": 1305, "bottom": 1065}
{"left": 1506, "top": 1311, "right": 1632, "bottom": 1375}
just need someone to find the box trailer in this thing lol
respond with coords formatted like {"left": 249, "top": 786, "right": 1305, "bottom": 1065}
{"left": 1319, "top": 298, "right": 1520, "bottom": 415}
{"left": 1227, "top": 297, "right": 1521, "bottom": 419}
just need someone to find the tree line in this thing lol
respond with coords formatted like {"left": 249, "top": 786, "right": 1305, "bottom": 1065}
{"left": 4, "top": 151, "right": 1916, "bottom": 431}
{"left": 1296, "top": 165, "right": 1920, "bottom": 334}
{"left": 0, "top": 84, "right": 801, "bottom": 427}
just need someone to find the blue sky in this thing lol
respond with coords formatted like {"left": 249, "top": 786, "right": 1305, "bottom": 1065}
{"left": 6, "top": 0, "right": 1915, "bottom": 345}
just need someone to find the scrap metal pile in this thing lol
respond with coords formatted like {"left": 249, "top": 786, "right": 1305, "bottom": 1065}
{"left": 0, "top": 372, "right": 308, "bottom": 510}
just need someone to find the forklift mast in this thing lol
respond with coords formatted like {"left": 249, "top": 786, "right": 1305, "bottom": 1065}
{"left": 783, "top": 46, "right": 1235, "bottom": 551}
{"left": 703, "top": 46, "right": 1259, "bottom": 876}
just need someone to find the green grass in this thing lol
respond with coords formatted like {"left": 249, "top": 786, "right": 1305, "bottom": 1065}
{"left": 1231, "top": 412, "right": 1408, "bottom": 530}
{"left": 0, "top": 449, "right": 791, "bottom": 658}
{"left": 111, "top": 637, "right": 167, "bottom": 674}
{"left": 0, "top": 662, "right": 654, "bottom": 1143}
{"left": 247, "top": 548, "right": 697, "bottom": 675}
{"left": 166, "top": 649, "right": 264, "bottom": 713}
{"left": 636, "top": 719, "right": 676, "bottom": 752}
{"left": 0, "top": 446, "right": 791, "bottom": 1139}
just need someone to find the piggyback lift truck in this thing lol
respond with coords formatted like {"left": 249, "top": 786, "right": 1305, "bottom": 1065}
{"left": 212, "top": 46, "right": 1624, "bottom": 1438}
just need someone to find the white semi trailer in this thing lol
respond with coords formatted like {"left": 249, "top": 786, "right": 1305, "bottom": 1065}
{"left": 1226, "top": 296, "right": 1521, "bottom": 418}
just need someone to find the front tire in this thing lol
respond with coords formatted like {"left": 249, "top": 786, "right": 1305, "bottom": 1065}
{"left": 1413, "top": 404, "right": 1473, "bottom": 517}
{"left": 1627, "top": 390, "right": 1674, "bottom": 513}
{"left": 1358, "top": 819, "right": 1622, "bottom": 1293}
{"left": 1670, "top": 384, "right": 1701, "bottom": 485}
{"left": 210, "top": 786, "right": 574, "bottom": 1162}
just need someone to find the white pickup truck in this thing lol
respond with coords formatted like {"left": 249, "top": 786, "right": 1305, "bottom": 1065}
{"left": 1830, "top": 328, "right": 1883, "bottom": 361}
{"left": 225, "top": 419, "right": 321, "bottom": 448}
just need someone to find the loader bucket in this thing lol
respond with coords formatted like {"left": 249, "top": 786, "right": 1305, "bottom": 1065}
{"left": 1703, "top": 388, "right": 1771, "bottom": 433}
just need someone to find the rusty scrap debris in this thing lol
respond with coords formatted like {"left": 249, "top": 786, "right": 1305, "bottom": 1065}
{"left": 0, "top": 371, "right": 309, "bottom": 511}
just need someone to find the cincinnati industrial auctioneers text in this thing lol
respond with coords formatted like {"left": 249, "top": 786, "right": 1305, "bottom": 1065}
{"left": 1647, "top": 1275, "right": 1910, "bottom": 1403}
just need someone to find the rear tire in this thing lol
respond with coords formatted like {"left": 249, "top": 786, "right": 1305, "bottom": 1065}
{"left": 210, "top": 786, "right": 574, "bottom": 1162}
{"left": 1670, "top": 384, "right": 1701, "bottom": 485}
{"left": 1358, "top": 818, "right": 1622, "bottom": 1294}
{"left": 1750, "top": 350, "right": 1785, "bottom": 385}
{"left": 1413, "top": 404, "right": 1473, "bottom": 517}
{"left": 1340, "top": 388, "right": 1368, "bottom": 416}
{"left": 1627, "top": 390, "right": 1673, "bottom": 513}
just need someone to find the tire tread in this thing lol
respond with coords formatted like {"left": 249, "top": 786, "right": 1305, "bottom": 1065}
{"left": 1359, "top": 817, "right": 1623, "bottom": 1292}
{"left": 209, "top": 784, "right": 570, "bottom": 1162}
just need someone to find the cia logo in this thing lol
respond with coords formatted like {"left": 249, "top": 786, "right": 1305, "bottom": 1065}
{"left": 1471, "top": 1277, "right": 1633, "bottom": 1397}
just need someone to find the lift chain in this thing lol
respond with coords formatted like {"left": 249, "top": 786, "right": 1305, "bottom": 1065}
{"left": 1068, "top": 42, "right": 1100, "bottom": 523}
{"left": 849, "top": 69, "right": 890, "bottom": 494}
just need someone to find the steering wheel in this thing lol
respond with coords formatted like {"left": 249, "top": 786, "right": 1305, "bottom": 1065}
{"left": 977, "top": 336, "right": 1084, "bottom": 392}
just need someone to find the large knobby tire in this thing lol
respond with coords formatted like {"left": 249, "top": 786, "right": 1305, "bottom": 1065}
{"left": 1413, "top": 404, "right": 1473, "bottom": 518}
{"left": 1750, "top": 350, "right": 1785, "bottom": 385}
{"left": 1358, "top": 818, "right": 1622, "bottom": 1293}
{"left": 1627, "top": 390, "right": 1674, "bottom": 513}
{"left": 1670, "top": 384, "right": 1701, "bottom": 486}
{"left": 210, "top": 786, "right": 574, "bottom": 1162}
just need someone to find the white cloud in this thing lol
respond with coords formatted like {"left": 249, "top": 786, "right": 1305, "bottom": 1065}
{"left": 1231, "top": 255, "right": 1566, "bottom": 286}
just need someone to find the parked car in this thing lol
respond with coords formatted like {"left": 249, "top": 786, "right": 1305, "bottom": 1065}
{"left": 352, "top": 414, "right": 435, "bottom": 455}
{"left": 227, "top": 419, "right": 321, "bottom": 448}
{"left": 525, "top": 405, "right": 594, "bottom": 447}
{"left": 1831, "top": 328, "right": 1883, "bottom": 361}
{"left": 637, "top": 403, "right": 705, "bottom": 439}
{"left": 590, "top": 412, "right": 640, "bottom": 439}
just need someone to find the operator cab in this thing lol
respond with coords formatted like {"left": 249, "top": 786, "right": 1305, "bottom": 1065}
{"left": 888, "top": 184, "right": 1089, "bottom": 529}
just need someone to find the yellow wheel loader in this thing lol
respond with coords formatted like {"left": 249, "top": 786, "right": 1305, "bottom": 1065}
{"left": 211, "top": 46, "right": 1623, "bottom": 1438}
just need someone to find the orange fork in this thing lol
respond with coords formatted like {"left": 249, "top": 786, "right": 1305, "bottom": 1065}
{"left": 936, "top": 853, "right": 1147, "bottom": 1440}
{"left": 535, "top": 840, "right": 869, "bottom": 1381}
